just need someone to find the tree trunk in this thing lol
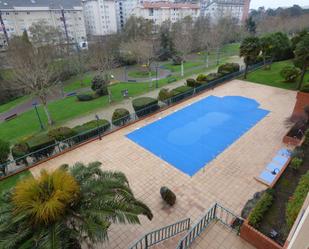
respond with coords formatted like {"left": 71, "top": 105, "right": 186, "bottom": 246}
{"left": 181, "top": 61, "right": 184, "bottom": 77}
{"left": 40, "top": 96, "right": 54, "bottom": 125}
{"left": 244, "top": 64, "right": 249, "bottom": 79}
{"left": 298, "top": 65, "right": 306, "bottom": 90}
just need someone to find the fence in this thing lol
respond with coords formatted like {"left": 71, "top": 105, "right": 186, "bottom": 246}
{"left": 0, "top": 61, "right": 267, "bottom": 180}
{"left": 176, "top": 203, "right": 242, "bottom": 249}
{"left": 128, "top": 218, "right": 191, "bottom": 249}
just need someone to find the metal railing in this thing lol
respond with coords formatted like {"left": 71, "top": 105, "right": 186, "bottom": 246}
{"left": 0, "top": 61, "right": 267, "bottom": 180}
{"left": 176, "top": 203, "right": 242, "bottom": 249}
{"left": 128, "top": 218, "right": 191, "bottom": 249}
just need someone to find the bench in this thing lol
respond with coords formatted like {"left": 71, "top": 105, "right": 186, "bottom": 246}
{"left": 4, "top": 113, "right": 18, "bottom": 121}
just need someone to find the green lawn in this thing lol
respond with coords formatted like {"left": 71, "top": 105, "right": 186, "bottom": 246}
{"left": 163, "top": 61, "right": 205, "bottom": 72}
{"left": 246, "top": 60, "right": 309, "bottom": 90}
{"left": 0, "top": 170, "right": 31, "bottom": 196}
{"left": 0, "top": 96, "right": 29, "bottom": 114}
{"left": 128, "top": 70, "right": 156, "bottom": 78}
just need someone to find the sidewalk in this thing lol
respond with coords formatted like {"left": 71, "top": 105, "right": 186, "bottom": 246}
{"left": 64, "top": 56, "right": 243, "bottom": 128}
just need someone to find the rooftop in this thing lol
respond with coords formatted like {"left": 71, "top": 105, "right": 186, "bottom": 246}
{"left": 142, "top": 1, "right": 200, "bottom": 9}
{"left": 0, "top": 0, "right": 82, "bottom": 10}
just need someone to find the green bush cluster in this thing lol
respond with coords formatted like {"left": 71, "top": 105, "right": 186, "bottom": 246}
{"left": 73, "top": 119, "right": 111, "bottom": 135}
{"left": 172, "top": 55, "right": 182, "bottom": 65}
{"left": 11, "top": 143, "right": 29, "bottom": 164}
{"left": 160, "top": 186, "right": 176, "bottom": 206}
{"left": 91, "top": 74, "right": 109, "bottom": 96}
{"left": 301, "top": 84, "right": 309, "bottom": 93}
{"left": 186, "top": 78, "right": 201, "bottom": 88}
{"left": 290, "top": 157, "right": 303, "bottom": 171}
{"left": 286, "top": 171, "right": 309, "bottom": 229}
{"left": 0, "top": 139, "right": 10, "bottom": 164}
{"left": 205, "top": 73, "right": 223, "bottom": 82}
{"left": 26, "top": 134, "right": 56, "bottom": 154}
{"left": 217, "top": 63, "right": 240, "bottom": 75}
{"left": 196, "top": 74, "right": 208, "bottom": 83}
{"left": 170, "top": 86, "right": 194, "bottom": 102}
{"left": 76, "top": 94, "right": 95, "bottom": 102}
{"left": 248, "top": 190, "right": 274, "bottom": 228}
{"left": 132, "top": 97, "right": 159, "bottom": 117}
{"left": 48, "top": 127, "right": 77, "bottom": 141}
{"left": 280, "top": 66, "right": 301, "bottom": 83}
{"left": 158, "top": 88, "right": 171, "bottom": 102}
{"left": 112, "top": 108, "right": 130, "bottom": 126}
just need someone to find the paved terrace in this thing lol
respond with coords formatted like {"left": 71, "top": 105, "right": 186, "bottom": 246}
{"left": 30, "top": 80, "right": 296, "bottom": 249}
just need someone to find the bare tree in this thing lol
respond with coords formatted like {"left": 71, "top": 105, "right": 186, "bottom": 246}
{"left": 8, "top": 37, "right": 58, "bottom": 125}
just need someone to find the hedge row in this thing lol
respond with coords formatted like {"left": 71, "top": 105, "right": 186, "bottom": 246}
{"left": 248, "top": 190, "right": 274, "bottom": 229}
{"left": 132, "top": 97, "right": 159, "bottom": 117}
{"left": 158, "top": 86, "right": 193, "bottom": 104}
{"left": 286, "top": 171, "right": 309, "bottom": 229}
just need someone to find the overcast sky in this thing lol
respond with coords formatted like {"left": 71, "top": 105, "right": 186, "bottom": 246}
{"left": 250, "top": 0, "right": 309, "bottom": 9}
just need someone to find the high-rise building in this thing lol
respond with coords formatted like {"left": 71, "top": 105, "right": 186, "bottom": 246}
{"left": 115, "top": 0, "right": 140, "bottom": 30}
{"left": 200, "top": 0, "right": 250, "bottom": 23}
{"left": 0, "top": 0, "right": 87, "bottom": 46}
{"left": 82, "top": 0, "right": 117, "bottom": 37}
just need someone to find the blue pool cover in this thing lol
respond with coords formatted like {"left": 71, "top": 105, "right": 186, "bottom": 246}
{"left": 126, "top": 96, "right": 270, "bottom": 176}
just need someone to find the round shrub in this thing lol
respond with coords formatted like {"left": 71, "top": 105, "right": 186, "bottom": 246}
{"left": 132, "top": 97, "right": 159, "bottom": 117}
{"left": 196, "top": 74, "right": 207, "bottom": 83}
{"left": 218, "top": 63, "right": 240, "bottom": 75}
{"left": 160, "top": 186, "right": 176, "bottom": 206}
{"left": 280, "top": 66, "right": 301, "bottom": 83}
{"left": 0, "top": 139, "right": 10, "bottom": 164}
{"left": 25, "top": 134, "right": 56, "bottom": 159}
{"left": 77, "top": 94, "right": 94, "bottom": 102}
{"left": 158, "top": 88, "right": 171, "bottom": 102}
{"left": 48, "top": 127, "right": 77, "bottom": 141}
{"left": 112, "top": 108, "right": 130, "bottom": 126}
{"left": 11, "top": 143, "right": 30, "bottom": 165}
{"left": 290, "top": 157, "right": 303, "bottom": 171}
{"left": 186, "top": 78, "right": 200, "bottom": 88}
{"left": 91, "top": 74, "right": 109, "bottom": 96}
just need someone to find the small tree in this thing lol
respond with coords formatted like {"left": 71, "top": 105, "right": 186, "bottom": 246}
{"left": 280, "top": 66, "right": 301, "bottom": 82}
{"left": 0, "top": 139, "right": 10, "bottom": 164}
{"left": 240, "top": 37, "right": 261, "bottom": 79}
{"left": 91, "top": 74, "right": 109, "bottom": 96}
{"left": 294, "top": 34, "right": 309, "bottom": 90}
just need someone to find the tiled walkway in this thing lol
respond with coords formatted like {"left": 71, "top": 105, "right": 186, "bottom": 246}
{"left": 30, "top": 80, "right": 296, "bottom": 249}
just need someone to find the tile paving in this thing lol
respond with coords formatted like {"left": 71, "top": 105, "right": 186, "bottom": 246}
{"left": 30, "top": 80, "right": 297, "bottom": 249}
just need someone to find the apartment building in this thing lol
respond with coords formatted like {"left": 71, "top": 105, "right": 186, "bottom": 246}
{"left": 0, "top": 0, "right": 87, "bottom": 46}
{"left": 82, "top": 0, "right": 117, "bottom": 37}
{"left": 115, "top": 0, "right": 140, "bottom": 30}
{"left": 133, "top": 1, "right": 200, "bottom": 26}
{"left": 200, "top": 0, "right": 250, "bottom": 23}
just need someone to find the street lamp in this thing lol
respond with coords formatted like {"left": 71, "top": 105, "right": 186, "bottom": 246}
{"left": 32, "top": 102, "right": 44, "bottom": 130}
{"left": 155, "top": 63, "right": 159, "bottom": 89}
{"left": 95, "top": 114, "right": 102, "bottom": 140}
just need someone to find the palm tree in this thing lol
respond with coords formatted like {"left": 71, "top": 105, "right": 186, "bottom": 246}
{"left": 294, "top": 34, "right": 309, "bottom": 90}
{"left": 0, "top": 162, "right": 153, "bottom": 249}
{"left": 240, "top": 36, "right": 261, "bottom": 79}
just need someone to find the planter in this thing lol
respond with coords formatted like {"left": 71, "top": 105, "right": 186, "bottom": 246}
{"left": 240, "top": 220, "right": 283, "bottom": 249}
{"left": 283, "top": 134, "right": 302, "bottom": 146}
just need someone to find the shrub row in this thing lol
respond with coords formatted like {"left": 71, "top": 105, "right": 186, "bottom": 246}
{"left": 77, "top": 94, "right": 96, "bottom": 102}
{"left": 248, "top": 190, "right": 274, "bottom": 228}
{"left": 132, "top": 97, "right": 159, "bottom": 117}
{"left": 286, "top": 171, "right": 309, "bottom": 229}
{"left": 158, "top": 86, "right": 194, "bottom": 104}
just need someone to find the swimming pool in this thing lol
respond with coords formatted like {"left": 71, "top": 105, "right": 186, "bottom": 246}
{"left": 126, "top": 95, "right": 269, "bottom": 176}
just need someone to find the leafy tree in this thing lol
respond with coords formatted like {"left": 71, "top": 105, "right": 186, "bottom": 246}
{"left": 158, "top": 20, "right": 174, "bottom": 61}
{"left": 0, "top": 162, "right": 153, "bottom": 249}
{"left": 294, "top": 34, "right": 309, "bottom": 90}
{"left": 245, "top": 16, "right": 257, "bottom": 35}
{"left": 123, "top": 16, "right": 153, "bottom": 41}
{"left": 240, "top": 37, "right": 261, "bottom": 79}
{"left": 291, "top": 30, "right": 309, "bottom": 50}
{"left": 91, "top": 74, "right": 110, "bottom": 96}
{"left": 259, "top": 35, "right": 274, "bottom": 68}
{"left": 269, "top": 32, "right": 293, "bottom": 61}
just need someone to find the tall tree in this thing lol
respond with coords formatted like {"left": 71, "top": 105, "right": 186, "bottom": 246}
{"left": 294, "top": 34, "right": 309, "bottom": 90}
{"left": 123, "top": 16, "right": 153, "bottom": 41}
{"left": 0, "top": 162, "right": 153, "bottom": 249}
{"left": 245, "top": 16, "right": 257, "bottom": 35}
{"left": 158, "top": 20, "right": 174, "bottom": 61}
{"left": 240, "top": 37, "right": 261, "bottom": 79}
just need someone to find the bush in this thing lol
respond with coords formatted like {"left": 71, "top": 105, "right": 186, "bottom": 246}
{"left": 205, "top": 73, "right": 223, "bottom": 82}
{"left": 26, "top": 134, "right": 55, "bottom": 154}
{"left": 280, "top": 66, "right": 301, "bottom": 83}
{"left": 186, "top": 78, "right": 201, "bottom": 88}
{"left": 248, "top": 191, "right": 274, "bottom": 228}
{"left": 160, "top": 186, "right": 176, "bottom": 206}
{"left": 73, "top": 119, "right": 111, "bottom": 142}
{"left": 112, "top": 108, "right": 130, "bottom": 126}
{"left": 301, "top": 84, "right": 309, "bottom": 93}
{"left": 170, "top": 86, "right": 194, "bottom": 103}
{"left": 132, "top": 97, "right": 159, "bottom": 117}
{"left": 0, "top": 139, "right": 10, "bottom": 164}
{"left": 91, "top": 74, "right": 109, "bottom": 96}
{"left": 290, "top": 157, "right": 303, "bottom": 171}
{"left": 11, "top": 143, "right": 30, "bottom": 165}
{"left": 77, "top": 94, "right": 95, "bottom": 102}
{"left": 218, "top": 63, "right": 240, "bottom": 75}
{"left": 286, "top": 171, "right": 309, "bottom": 229}
{"left": 48, "top": 127, "right": 77, "bottom": 141}
{"left": 167, "top": 76, "right": 177, "bottom": 83}
{"left": 304, "top": 105, "right": 309, "bottom": 119}
{"left": 196, "top": 74, "right": 207, "bottom": 83}
{"left": 158, "top": 88, "right": 172, "bottom": 102}
{"left": 172, "top": 55, "right": 182, "bottom": 65}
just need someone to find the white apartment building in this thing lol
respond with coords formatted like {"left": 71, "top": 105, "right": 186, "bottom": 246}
{"left": 115, "top": 0, "right": 140, "bottom": 30}
{"left": 82, "top": 0, "right": 117, "bottom": 37}
{"left": 133, "top": 2, "right": 200, "bottom": 26}
{"left": 0, "top": 0, "right": 87, "bottom": 46}
{"left": 200, "top": 0, "right": 250, "bottom": 23}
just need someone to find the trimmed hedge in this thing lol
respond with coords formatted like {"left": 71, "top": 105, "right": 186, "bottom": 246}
{"left": 132, "top": 97, "right": 159, "bottom": 117}
{"left": 158, "top": 88, "right": 171, "bottom": 102}
{"left": 73, "top": 119, "right": 111, "bottom": 142}
{"left": 112, "top": 108, "right": 130, "bottom": 126}
{"left": 26, "top": 134, "right": 56, "bottom": 157}
{"left": 218, "top": 63, "right": 240, "bottom": 75}
{"left": 286, "top": 171, "right": 309, "bottom": 229}
{"left": 11, "top": 143, "right": 29, "bottom": 165}
{"left": 0, "top": 139, "right": 10, "bottom": 164}
{"left": 196, "top": 74, "right": 208, "bottom": 83}
{"left": 248, "top": 190, "right": 274, "bottom": 228}
{"left": 170, "top": 86, "right": 194, "bottom": 103}
{"left": 77, "top": 94, "right": 95, "bottom": 102}
{"left": 160, "top": 186, "right": 176, "bottom": 206}
{"left": 186, "top": 78, "right": 201, "bottom": 88}
{"left": 48, "top": 127, "right": 77, "bottom": 141}
{"left": 205, "top": 73, "right": 223, "bottom": 82}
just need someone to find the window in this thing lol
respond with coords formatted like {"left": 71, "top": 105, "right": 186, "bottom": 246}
{"left": 27, "top": 12, "right": 30, "bottom": 15}
{"left": 149, "top": 8, "right": 154, "bottom": 16}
